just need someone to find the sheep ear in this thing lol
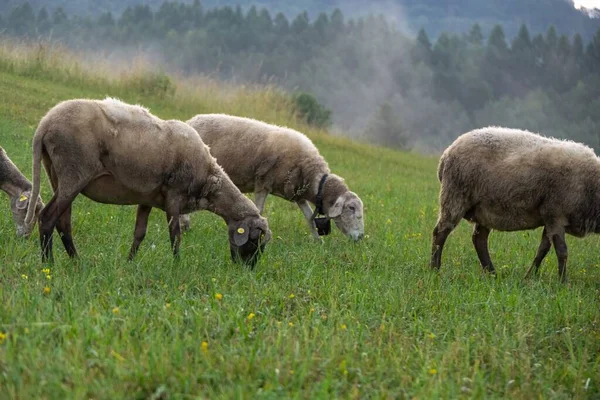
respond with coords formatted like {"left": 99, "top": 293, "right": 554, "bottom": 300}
{"left": 234, "top": 222, "right": 250, "bottom": 246}
{"left": 261, "top": 227, "right": 272, "bottom": 243}
{"left": 16, "top": 191, "right": 30, "bottom": 210}
{"left": 327, "top": 196, "right": 344, "bottom": 218}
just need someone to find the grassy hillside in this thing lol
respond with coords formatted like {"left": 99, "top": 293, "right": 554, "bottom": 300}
{"left": 1, "top": 42, "right": 600, "bottom": 399}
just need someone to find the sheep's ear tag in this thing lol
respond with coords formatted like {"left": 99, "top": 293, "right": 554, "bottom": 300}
{"left": 314, "top": 217, "right": 331, "bottom": 236}
{"left": 19, "top": 194, "right": 28, "bottom": 202}
{"left": 234, "top": 226, "right": 249, "bottom": 246}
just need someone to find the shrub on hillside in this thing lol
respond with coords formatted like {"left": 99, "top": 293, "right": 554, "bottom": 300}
{"left": 292, "top": 92, "right": 332, "bottom": 129}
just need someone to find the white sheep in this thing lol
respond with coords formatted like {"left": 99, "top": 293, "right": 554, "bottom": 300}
{"left": 0, "top": 146, "right": 44, "bottom": 237}
{"left": 183, "top": 114, "right": 364, "bottom": 241}
{"left": 431, "top": 126, "right": 600, "bottom": 282}
{"left": 25, "top": 98, "right": 271, "bottom": 266}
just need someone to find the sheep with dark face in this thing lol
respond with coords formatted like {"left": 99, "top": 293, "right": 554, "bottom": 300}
{"left": 25, "top": 98, "right": 271, "bottom": 266}
{"left": 183, "top": 114, "right": 365, "bottom": 242}
{"left": 431, "top": 126, "right": 600, "bottom": 282}
{"left": 0, "top": 146, "right": 43, "bottom": 237}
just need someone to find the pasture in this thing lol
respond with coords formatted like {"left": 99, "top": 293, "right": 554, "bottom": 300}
{"left": 1, "top": 51, "right": 600, "bottom": 399}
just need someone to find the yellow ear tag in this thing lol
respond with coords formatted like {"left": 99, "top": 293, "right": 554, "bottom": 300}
{"left": 237, "top": 228, "right": 245, "bottom": 234}
{"left": 19, "top": 194, "right": 28, "bottom": 202}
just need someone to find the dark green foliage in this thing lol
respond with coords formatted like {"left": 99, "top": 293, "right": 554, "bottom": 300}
{"left": 123, "top": 71, "right": 175, "bottom": 97}
{"left": 292, "top": 92, "right": 332, "bottom": 128}
{"left": 412, "top": 28, "right": 433, "bottom": 64}
{"left": 467, "top": 23, "right": 483, "bottom": 46}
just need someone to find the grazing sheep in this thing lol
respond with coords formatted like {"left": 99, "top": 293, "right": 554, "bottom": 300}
{"left": 25, "top": 98, "right": 271, "bottom": 266}
{"left": 431, "top": 126, "right": 600, "bottom": 282}
{"left": 184, "top": 114, "right": 364, "bottom": 241}
{"left": 0, "top": 146, "right": 43, "bottom": 237}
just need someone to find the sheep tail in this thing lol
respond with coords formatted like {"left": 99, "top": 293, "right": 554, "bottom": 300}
{"left": 437, "top": 153, "right": 446, "bottom": 182}
{"left": 25, "top": 129, "right": 43, "bottom": 225}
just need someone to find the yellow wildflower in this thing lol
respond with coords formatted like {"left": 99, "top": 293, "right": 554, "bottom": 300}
{"left": 110, "top": 350, "right": 125, "bottom": 362}
{"left": 21, "top": 274, "right": 28, "bottom": 280}
{"left": 46, "top": 275, "right": 51, "bottom": 280}
{"left": 201, "top": 341, "right": 208, "bottom": 352}
{"left": 41, "top": 268, "right": 50, "bottom": 275}
{"left": 247, "top": 312, "right": 256, "bottom": 320}
{"left": 112, "top": 307, "right": 119, "bottom": 314}
{"left": 309, "top": 307, "right": 315, "bottom": 313}
{"left": 165, "top": 303, "right": 171, "bottom": 308}
{"left": 429, "top": 368, "right": 437, "bottom": 375}
{"left": 43, "top": 286, "right": 51, "bottom": 295}
{"left": 215, "top": 293, "right": 223, "bottom": 300}
{"left": 341, "top": 324, "right": 347, "bottom": 330}
{"left": 427, "top": 332, "right": 436, "bottom": 339}
{"left": 288, "top": 293, "right": 295, "bottom": 299}
{"left": 288, "top": 322, "right": 294, "bottom": 327}
{"left": 0, "top": 332, "right": 7, "bottom": 344}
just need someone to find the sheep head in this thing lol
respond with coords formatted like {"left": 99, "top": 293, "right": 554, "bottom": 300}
{"left": 327, "top": 191, "right": 365, "bottom": 241}
{"left": 228, "top": 214, "right": 271, "bottom": 268}
{"left": 10, "top": 191, "right": 44, "bottom": 237}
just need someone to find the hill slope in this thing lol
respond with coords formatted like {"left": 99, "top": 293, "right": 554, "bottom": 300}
{"left": 1, "top": 53, "right": 600, "bottom": 398}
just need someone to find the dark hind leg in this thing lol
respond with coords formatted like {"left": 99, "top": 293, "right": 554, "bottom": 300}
{"left": 552, "top": 231, "right": 568, "bottom": 283}
{"left": 524, "top": 228, "right": 551, "bottom": 279}
{"left": 472, "top": 224, "right": 495, "bottom": 274}
{"left": 430, "top": 208, "right": 466, "bottom": 270}
{"left": 47, "top": 165, "right": 77, "bottom": 258}
{"left": 129, "top": 205, "right": 152, "bottom": 260}
{"left": 39, "top": 191, "right": 80, "bottom": 263}
{"left": 56, "top": 204, "right": 77, "bottom": 257}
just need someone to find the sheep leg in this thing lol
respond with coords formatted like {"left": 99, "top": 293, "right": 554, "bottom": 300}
{"left": 472, "top": 224, "right": 495, "bottom": 273}
{"left": 552, "top": 232, "right": 568, "bottom": 283}
{"left": 297, "top": 200, "right": 322, "bottom": 242}
{"left": 166, "top": 209, "right": 182, "bottom": 257}
{"left": 45, "top": 164, "right": 77, "bottom": 258}
{"left": 430, "top": 219, "right": 458, "bottom": 269}
{"left": 55, "top": 204, "right": 77, "bottom": 258}
{"left": 179, "top": 213, "right": 191, "bottom": 232}
{"left": 128, "top": 205, "right": 152, "bottom": 260}
{"left": 254, "top": 190, "right": 268, "bottom": 214}
{"left": 524, "top": 228, "right": 551, "bottom": 279}
{"left": 39, "top": 192, "right": 78, "bottom": 263}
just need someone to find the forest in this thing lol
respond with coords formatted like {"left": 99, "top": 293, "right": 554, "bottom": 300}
{"left": 2, "top": 0, "right": 599, "bottom": 38}
{"left": 1, "top": 1, "right": 600, "bottom": 151}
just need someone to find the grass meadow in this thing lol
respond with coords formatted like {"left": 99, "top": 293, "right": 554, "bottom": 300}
{"left": 1, "top": 40, "right": 600, "bottom": 399}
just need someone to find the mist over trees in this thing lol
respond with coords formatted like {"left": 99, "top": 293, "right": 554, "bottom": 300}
{"left": 2, "top": 0, "right": 599, "bottom": 39}
{"left": 1, "top": 1, "right": 600, "bottom": 151}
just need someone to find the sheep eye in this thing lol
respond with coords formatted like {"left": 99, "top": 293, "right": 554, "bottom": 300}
{"left": 348, "top": 206, "right": 356, "bottom": 212}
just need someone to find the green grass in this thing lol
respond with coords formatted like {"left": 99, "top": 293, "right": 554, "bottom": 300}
{"left": 1, "top": 46, "right": 600, "bottom": 399}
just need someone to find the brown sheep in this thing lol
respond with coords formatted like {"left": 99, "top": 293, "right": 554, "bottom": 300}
{"left": 0, "top": 146, "right": 44, "bottom": 237}
{"left": 183, "top": 114, "right": 364, "bottom": 242}
{"left": 25, "top": 98, "right": 271, "bottom": 267}
{"left": 431, "top": 126, "right": 600, "bottom": 282}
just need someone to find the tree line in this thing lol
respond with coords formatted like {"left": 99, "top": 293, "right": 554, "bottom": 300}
{"left": 2, "top": 1, "right": 600, "bottom": 151}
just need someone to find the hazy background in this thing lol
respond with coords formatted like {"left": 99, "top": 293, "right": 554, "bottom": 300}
{"left": 1, "top": 0, "right": 599, "bottom": 152}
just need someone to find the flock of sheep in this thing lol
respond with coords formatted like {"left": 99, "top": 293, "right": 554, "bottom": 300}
{"left": 2, "top": 97, "right": 599, "bottom": 282}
